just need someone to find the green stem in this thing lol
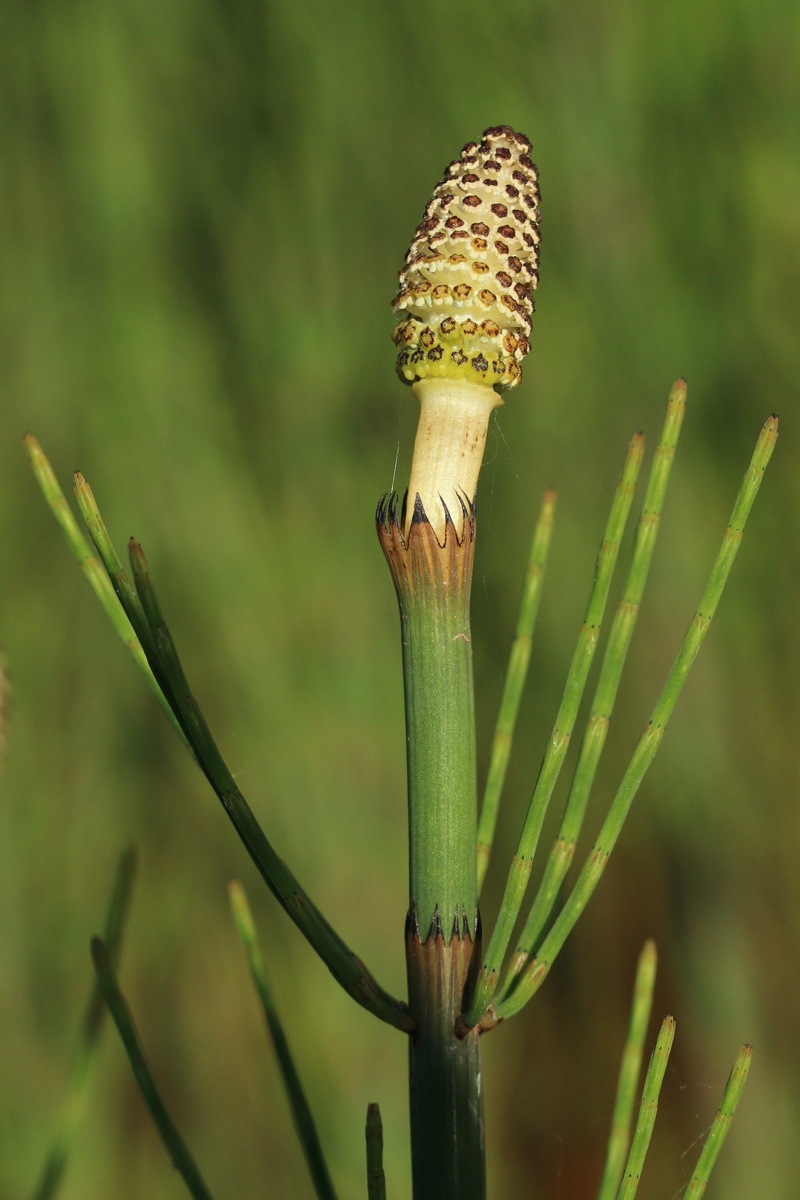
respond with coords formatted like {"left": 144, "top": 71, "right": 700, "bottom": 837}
{"left": 379, "top": 496, "right": 479, "bottom": 926}
{"left": 378, "top": 495, "right": 484, "bottom": 1200}
{"left": 391, "top": 507, "right": 477, "bottom": 932}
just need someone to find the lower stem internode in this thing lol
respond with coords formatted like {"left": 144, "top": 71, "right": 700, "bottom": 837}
{"left": 406, "top": 910, "right": 484, "bottom": 1200}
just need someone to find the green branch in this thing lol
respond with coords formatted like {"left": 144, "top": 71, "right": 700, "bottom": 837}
{"left": 596, "top": 940, "right": 658, "bottom": 1200}
{"left": 504, "top": 381, "right": 685, "bottom": 985}
{"left": 365, "top": 1104, "right": 387, "bottom": 1200}
{"left": 229, "top": 881, "right": 338, "bottom": 1200}
{"left": 28, "top": 439, "right": 410, "bottom": 1033}
{"left": 30, "top": 848, "right": 136, "bottom": 1200}
{"left": 464, "top": 432, "right": 644, "bottom": 1028}
{"left": 492, "top": 413, "right": 778, "bottom": 1022}
{"left": 90, "top": 938, "right": 215, "bottom": 1200}
{"left": 477, "top": 488, "right": 556, "bottom": 891}
{"left": 615, "top": 1015, "right": 676, "bottom": 1199}
{"left": 24, "top": 436, "right": 185, "bottom": 744}
{"left": 682, "top": 1045, "right": 753, "bottom": 1197}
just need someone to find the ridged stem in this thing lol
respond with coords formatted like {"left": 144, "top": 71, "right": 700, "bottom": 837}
{"left": 379, "top": 496, "right": 479, "bottom": 933}
{"left": 378, "top": 495, "right": 484, "bottom": 1200}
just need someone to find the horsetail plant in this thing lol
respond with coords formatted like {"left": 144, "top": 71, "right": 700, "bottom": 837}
{"left": 27, "top": 126, "right": 776, "bottom": 1199}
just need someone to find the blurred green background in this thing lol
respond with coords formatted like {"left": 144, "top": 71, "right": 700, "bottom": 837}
{"left": 2, "top": 0, "right": 797, "bottom": 1196}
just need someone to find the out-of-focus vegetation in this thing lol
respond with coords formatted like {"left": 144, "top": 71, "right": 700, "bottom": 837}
{"left": 2, "top": 1, "right": 797, "bottom": 1196}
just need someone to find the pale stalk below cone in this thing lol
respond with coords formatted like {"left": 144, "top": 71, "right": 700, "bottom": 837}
{"left": 405, "top": 379, "right": 502, "bottom": 542}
